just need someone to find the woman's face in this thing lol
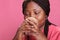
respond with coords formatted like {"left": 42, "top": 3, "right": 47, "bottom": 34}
{"left": 24, "top": 1, "right": 47, "bottom": 27}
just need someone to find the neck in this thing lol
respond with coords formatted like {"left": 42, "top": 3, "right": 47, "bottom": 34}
{"left": 39, "top": 23, "right": 45, "bottom": 31}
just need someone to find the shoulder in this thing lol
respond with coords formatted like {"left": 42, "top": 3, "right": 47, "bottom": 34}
{"left": 49, "top": 25, "right": 60, "bottom": 32}
{"left": 48, "top": 25, "right": 60, "bottom": 40}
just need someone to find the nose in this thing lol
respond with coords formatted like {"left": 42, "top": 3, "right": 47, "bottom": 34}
{"left": 30, "top": 12, "right": 35, "bottom": 17}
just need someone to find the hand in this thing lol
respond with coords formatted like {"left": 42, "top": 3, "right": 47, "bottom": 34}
{"left": 13, "top": 20, "right": 30, "bottom": 40}
{"left": 13, "top": 17, "right": 47, "bottom": 40}
{"left": 26, "top": 27, "right": 47, "bottom": 40}
{"left": 24, "top": 17, "right": 47, "bottom": 40}
{"left": 13, "top": 17, "right": 37, "bottom": 40}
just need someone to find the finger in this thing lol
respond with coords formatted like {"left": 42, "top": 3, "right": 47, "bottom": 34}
{"left": 21, "top": 20, "right": 28, "bottom": 26}
{"left": 19, "top": 20, "right": 29, "bottom": 31}
{"left": 18, "top": 32, "right": 26, "bottom": 40}
{"left": 26, "top": 19, "right": 38, "bottom": 29}
{"left": 27, "top": 17, "right": 38, "bottom": 26}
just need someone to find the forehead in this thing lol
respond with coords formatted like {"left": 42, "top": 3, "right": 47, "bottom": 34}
{"left": 26, "top": 1, "right": 42, "bottom": 11}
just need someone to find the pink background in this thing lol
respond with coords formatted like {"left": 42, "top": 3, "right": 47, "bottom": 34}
{"left": 0, "top": 0, "right": 60, "bottom": 40}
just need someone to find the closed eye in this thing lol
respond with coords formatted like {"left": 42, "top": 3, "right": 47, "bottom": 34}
{"left": 34, "top": 11, "right": 40, "bottom": 15}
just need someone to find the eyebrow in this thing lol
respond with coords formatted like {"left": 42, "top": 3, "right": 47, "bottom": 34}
{"left": 25, "top": 9, "right": 41, "bottom": 11}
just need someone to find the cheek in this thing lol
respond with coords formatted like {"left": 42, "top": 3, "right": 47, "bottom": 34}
{"left": 36, "top": 14, "right": 46, "bottom": 26}
{"left": 24, "top": 16, "right": 28, "bottom": 19}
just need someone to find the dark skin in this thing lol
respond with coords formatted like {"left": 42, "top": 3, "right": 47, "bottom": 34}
{"left": 13, "top": 1, "right": 47, "bottom": 40}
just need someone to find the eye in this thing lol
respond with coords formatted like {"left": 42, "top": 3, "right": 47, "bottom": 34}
{"left": 34, "top": 11, "right": 40, "bottom": 15}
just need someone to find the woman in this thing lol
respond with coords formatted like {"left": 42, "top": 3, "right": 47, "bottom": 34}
{"left": 13, "top": 0, "right": 60, "bottom": 40}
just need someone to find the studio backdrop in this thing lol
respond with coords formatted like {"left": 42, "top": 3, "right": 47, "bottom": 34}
{"left": 0, "top": 0, "right": 60, "bottom": 40}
